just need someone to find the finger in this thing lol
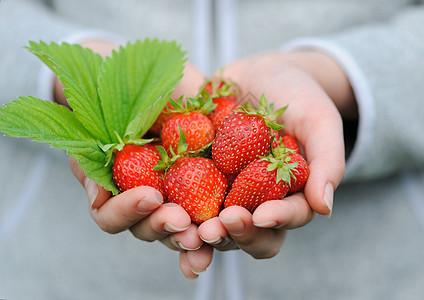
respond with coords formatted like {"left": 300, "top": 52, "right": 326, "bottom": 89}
{"left": 68, "top": 157, "right": 111, "bottom": 209}
{"left": 179, "top": 251, "right": 198, "bottom": 280}
{"left": 286, "top": 92, "right": 345, "bottom": 216}
{"left": 130, "top": 203, "right": 191, "bottom": 242}
{"left": 198, "top": 217, "right": 238, "bottom": 251}
{"left": 179, "top": 245, "right": 214, "bottom": 278}
{"left": 90, "top": 186, "right": 163, "bottom": 234}
{"left": 186, "top": 244, "right": 214, "bottom": 275}
{"left": 252, "top": 196, "right": 315, "bottom": 230}
{"left": 218, "top": 57, "right": 254, "bottom": 89}
{"left": 172, "top": 62, "right": 205, "bottom": 99}
{"left": 68, "top": 156, "right": 85, "bottom": 185}
{"left": 219, "top": 206, "right": 286, "bottom": 259}
{"left": 163, "top": 223, "right": 203, "bottom": 251}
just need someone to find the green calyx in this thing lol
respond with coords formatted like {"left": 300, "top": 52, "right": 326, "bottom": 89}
{"left": 154, "top": 125, "right": 213, "bottom": 172}
{"left": 167, "top": 95, "right": 217, "bottom": 116}
{"left": 100, "top": 131, "right": 155, "bottom": 167}
{"left": 237, "top": 94, "right": 286, "bottom": 132}
{"left": 260, "top": 137, "right": 299, "bottom": 185}
{"left": 153, "top": 126, "right": 191, "bottom": 172}
{"left": 200, "top": 76, "right": 240, "bottom": 98}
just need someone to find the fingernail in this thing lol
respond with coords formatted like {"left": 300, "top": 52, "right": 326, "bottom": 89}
{"left": 184, "top": 274, "right": 198, "bottom": 281}
{"left": 191, "top": 268, "right": 206, "bottom": 275}
{"left": 177, "top": 242, "right": 201, "bottom": 251}
{"left": 84, "top": 178, "right": 98, "bottom": 208}
{"left": 200, "top": 236, "right": 222, "bottom": 245}
{"left": 164, "top": 222, "right": 190, "bottom": 233}
{"left": 220, "top": 216, "right": 245, "bottom": 234}
{"left": 153, "top": 190, "right": 164, "bottom": 202}
{"left": 137, "top": 197, "right": 163, "bottom": 212}
{"left": 253, "top": 220, "right": 277, "bottom": 228}
{"left": 324, "top": 183, "right": 334, "bottom": 219}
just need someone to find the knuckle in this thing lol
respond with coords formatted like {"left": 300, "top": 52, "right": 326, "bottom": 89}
{"left": 96, "top": 219, "right": 119, "bottom": 234}
{"left": 235, "top": 235, "right": 257, "bottom": 248}
{"left": 252, "top": 245, "right": 280, "bottom": 259}
{"left": 130, "top": 230, "right": 156, "bottom": 242}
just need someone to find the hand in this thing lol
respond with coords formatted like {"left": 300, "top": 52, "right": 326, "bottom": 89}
{"left": 61, "top": 38, "right": 210, "bottom": 279}
{"left": 198, "top": 49, "right": 351, "bottom": 259}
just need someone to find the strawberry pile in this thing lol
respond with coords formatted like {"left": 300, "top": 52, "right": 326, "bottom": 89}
{"left": 0, "top": 41, "right": 308, "bottom": 225}
{"left": 112, "top": 78, "right": 309, "bottom": 224}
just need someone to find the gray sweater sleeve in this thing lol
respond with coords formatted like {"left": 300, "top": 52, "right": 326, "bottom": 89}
{"left": 285, "top": 5, "right": 424, "bottom": 182}
{"left": 0, "top": 0, "right": 84, "bottom": 103}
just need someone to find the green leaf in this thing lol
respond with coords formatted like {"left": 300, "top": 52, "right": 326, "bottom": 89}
{"left": 1, "top": 39, "right": 185, "bottom": 195}
{"left": 0, "top": 97, "right": 119, "bottom": 194}
{"left": 97, "top": 39, "right": 186, "bottom": 142}
{"left": 26, "top": 41, "right": 112, "bottom": 144}
{"left": 69, "top": 143, "right": 119, "bottom": 194}
{"left": 0, "top": 97, "right": 93, "bottom": 145}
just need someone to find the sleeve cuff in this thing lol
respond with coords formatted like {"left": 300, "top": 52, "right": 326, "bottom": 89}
{"left": 282, "top": 38, "right": 376, "bottom": 180}
{"left": 36, "top": 29, "right": 125, "bottom": 102}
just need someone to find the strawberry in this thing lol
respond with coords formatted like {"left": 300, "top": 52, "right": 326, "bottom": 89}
{"left": 212, "top": 112, "right": 272, "bottom": 175}
{"left": 142, "top": 141, "right": 162, "bottom": 156}
{"left": 272, "top": 133, "right": 301, "bottom": 154}
{"left": 287, "top": 151, "right": 309, "bottom": 194}
{"left": 161, "top": 111, "right": 215, "bottom": 153}
{"left": 148, "top": 101, "right": 181, "bottom": 137}
{"left": 164, "top": 157, "right": 228, "bottom": 224}
{"left": 269, "top": 137, "right": 309, "bottom": 194}
{"left": 112, "top": 144, "right": 165, "bottom": 196}
{"left": 201, "top": 78, "right": 239, "bottom": 102}
{"left": 199, "top": 77, "right": 242, "bottom": 130}
{"left": 211, "top": 95, "right": 286, "bottom": 176}
{"left": 224, "top": 140, "right": 309, "bottom": 212}
{"left": 224, "top": 159, "right": 290, "bottom": 212}
{"left": 203, "top": 80, "right": 225, "bottom": 96}
{"left": 160, "top": 96, "right": 217, "bottom": 153}
{"left": 207, "top": 97, "right": 237, "bottom": 130}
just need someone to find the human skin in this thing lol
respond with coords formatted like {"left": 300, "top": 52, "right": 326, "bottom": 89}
{"left": 64, "top": 40, "right": 354, "bottom": 279}
{"left": 196, "top": 50, "right": 353, "bottom": 274}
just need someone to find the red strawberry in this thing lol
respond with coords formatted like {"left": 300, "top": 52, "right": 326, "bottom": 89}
{"left": 272, "top": 133, "right": 301, "bottom": 154}
{"left": 212, "top": 95, "right": 286, "bottom": 176}
{"left": 207, "top": 97, "right": 237, "bottom": 130}
{"left": 201, "top": 78, "right": 239, "bottom": 102}
{"left": 287, "top": 151, "right": 309, "bottom": 194}
{"left": 212, "top": 112, "right": 273, "bottom": 176}
{"left": 203, "top": 80, "right": 225, "bottom": 95}
{"left": 142, "top": 141, "right": 162, "bottom": 156}
{"left": 149, "top": 101, "right": 181, "bottom": 137}
{"left": 112, "top": 144, "right": 165, "bottom": 196}
{"left": 282, "top": 135, "right": 300, "bottom": 153}
{"left": 164, "top": 157, "right": 228, "bottom": 224}
{"left": 161, "top": 111, "right": 215, "bottom": 153}
{"left": 224, "top": 159, "right": 290, "bottom": 212}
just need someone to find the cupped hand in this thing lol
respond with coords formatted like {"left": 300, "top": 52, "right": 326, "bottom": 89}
{"left": 221, "top": 50, "right": 349, "bottom": 216}
{"left": 70, "top": 155, "right": 213, "bottom": 279}
{"left": 63, "top": 40, "right": 210, "bottom": 279}
{"left": 198, "top": 49, "right": 352, "bottom": 259}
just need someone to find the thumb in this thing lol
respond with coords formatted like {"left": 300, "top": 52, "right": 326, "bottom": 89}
{"left": 68, "top": 157, "right": 111, "bottom": 209}
{"left": 299, "top": 104, "right": 346, "bottom": 216}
